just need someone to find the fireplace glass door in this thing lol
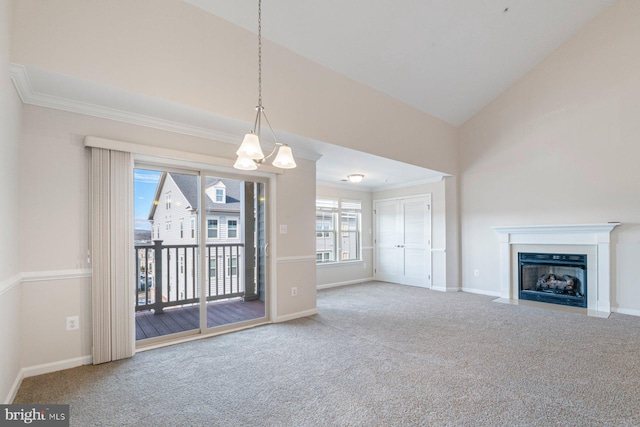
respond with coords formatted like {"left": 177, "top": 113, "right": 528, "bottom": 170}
{"left": 519, "top": 252, "right": 587, "bottom": 308}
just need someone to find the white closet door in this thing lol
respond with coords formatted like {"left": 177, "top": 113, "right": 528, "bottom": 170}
{"left": 401, "top": 197, "right": 430, "bottom": 287}
{"left": 374, "top": 195, "right": 431, "bottom": 288}
{"left": 375, "top": 200, "right": 403, "bottom": 283}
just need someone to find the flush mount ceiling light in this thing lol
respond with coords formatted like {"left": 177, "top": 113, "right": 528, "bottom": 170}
{"left": 347, "top": 174, "right": 364, "bottom": 183}
{"left": 234, "top": 0, "right": 296, "bottom": 171}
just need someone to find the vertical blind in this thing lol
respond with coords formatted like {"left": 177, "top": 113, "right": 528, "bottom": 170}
{"left": 91, "top": 147, "right": 135, "bottom": 364}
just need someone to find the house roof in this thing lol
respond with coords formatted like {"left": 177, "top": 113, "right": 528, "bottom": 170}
{"left": 148, "top": 173, "right": 241, "bottom": 219}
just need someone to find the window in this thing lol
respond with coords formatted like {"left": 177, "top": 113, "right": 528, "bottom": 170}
{"left": 227, "top": 256, "right": 238, "bottom": 277}
{"left": 180, "top": 219, "right": 184, "bottom": 239}
{"left": 339, "top": 201, "right": 361, "bottom": 262}
{"left": 166, "top": 221, "right": 171, "bottom": 231}
{"left": 316, "top": 198, "right": 361, "bottom": 264}
{"left": 156, "top": 224, "right": 160, "bottom": 239}
{"left": 228, "top": 220, "right": 238, "bottom": 238}
{"left": 180, "top": 255, "right": 184, "bottom": 274}
{"left": 190, "top": 218, "right": 195, "bottom": 239}
{"left": 207, "top": 219, "right": 218, "bottom": 238}
{"left": 209, "top": 257, "right": 217, "bottom": 280}
{"left": 165, "top": 192, "right": 171, "bottom": 210}
{"left": 215, "top": 188, "right": 224, "bottom": 203}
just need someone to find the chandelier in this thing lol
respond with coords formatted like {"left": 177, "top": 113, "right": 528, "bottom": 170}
{"left": 234, "top": 0, "right": 296, "bottom": 170}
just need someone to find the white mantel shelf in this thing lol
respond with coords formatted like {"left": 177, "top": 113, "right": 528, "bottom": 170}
{"left": 492, "top": 223, "right": 621, "bottom": 236}
{"left": 492, "top": 223, "right": 621, "bottom": 315}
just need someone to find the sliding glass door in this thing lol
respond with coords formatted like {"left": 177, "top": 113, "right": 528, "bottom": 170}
{"left": 134, "top": 167, "right": 267, "bottom": 344}
{"left": 202, "top": 175, "right": 266, "bottom": 329}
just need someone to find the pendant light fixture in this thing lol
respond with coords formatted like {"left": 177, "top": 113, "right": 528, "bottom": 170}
{"left": 234, "top": 0, "right": 297, "bottom": 171}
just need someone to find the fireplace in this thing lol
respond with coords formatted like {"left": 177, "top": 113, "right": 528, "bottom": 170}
{"left": 493, "top": 223, "right": 620, "bottom": 315}
{"left": 519, "top": 252, "right": 587, "bottom": 308}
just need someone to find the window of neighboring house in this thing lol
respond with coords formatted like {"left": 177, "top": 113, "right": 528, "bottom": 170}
{"left": 190, "top": 218, "right": 195, "bottom": 239}
{"left": 226, "top": 256, "right": 238, "bottom": 277}
{"left": 166, "top": 222, "right": 171, "bottom": 231}
{"left": 165, "top": 192, "right": 171, "bottom": 210}
{"left": 317, "top": 251, "right": 331, "bottom": 262}
{"left": 228, "top": 220, "right": 238, "bottom": 238}
{"left": 316, "top": 199, "right": 337, "bottom": 263}
{"left": 339, "top": 200, "right": 361, "bottom": 262}
{"left": 156, "top": 224, "right": 160, "bottom": 239}
{"left": 180, "top": 219, "right": 184, "bottom": 239}
{"left": 215, "top": 188, "right": 224, "bottom": 203}
{"left": 180, "top": 255, "right": 184, "bottom": 274}
{"left": 208, "top": 219, "right": 218, "bottom": 238}
{"left": 315, "top": 198, "right": 361, "bottom": 264}
{"left": 209, "top": 257, "right": 217, "bottom": 281}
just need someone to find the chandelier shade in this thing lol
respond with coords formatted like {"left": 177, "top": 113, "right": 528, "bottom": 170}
{"left": 237, "top": 132, "right": 264, "bottom": 160}
{"left": 272, "top": 145, "right": 297, "bottom": 169}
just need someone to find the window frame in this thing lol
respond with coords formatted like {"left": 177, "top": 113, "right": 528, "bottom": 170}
{"left": 226, "top": 256, "right": 238, "bottom": 277}
{"left": 227, "top": 219, "right": 238, "bottom": 239}
{"left": 207, "top": 219, "right": 218, "bottom": 239}
{"left": 315, "top": 198, "right": 362, "bottom": 265}
{"left": 215, "top": 188, "right": 224, "bottom": 203}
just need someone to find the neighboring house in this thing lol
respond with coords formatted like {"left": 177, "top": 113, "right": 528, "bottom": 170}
{"left": 144, "top": 173, "right": 243, "bottom": 304}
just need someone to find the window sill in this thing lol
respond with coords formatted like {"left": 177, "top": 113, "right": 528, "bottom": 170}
{"left": 317, "top": 260, "right": 363, "bottom": 268}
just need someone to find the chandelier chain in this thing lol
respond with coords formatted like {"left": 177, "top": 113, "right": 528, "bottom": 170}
{"left": 257, "top": 0, "right": 262, "bottom": 108}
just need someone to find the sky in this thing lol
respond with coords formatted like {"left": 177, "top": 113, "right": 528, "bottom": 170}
{"left": 134, "top": 169, "right": 162, "bottom": 230}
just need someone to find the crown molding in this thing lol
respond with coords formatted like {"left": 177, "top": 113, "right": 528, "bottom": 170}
{"left": 9, "top": 64, "right": 322, "bottom": 162}
{"left": 9, "top": 65, "right": 239, "bottom": 143}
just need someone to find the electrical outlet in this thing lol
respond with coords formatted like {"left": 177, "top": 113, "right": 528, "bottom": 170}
{"left": 291, "top": 287, "right": 297, "bottom": 296}
{"left": 66, "top": 316, "right": 80, "bottom": 331}
{"left": 280, "top": 224, "right": 288, "bottom": 234}
{"left": 474, "top": 269, "right": 480, "bottom": 277}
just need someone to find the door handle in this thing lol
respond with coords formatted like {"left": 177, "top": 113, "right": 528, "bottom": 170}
{"left": 264, "top": 243, "right": 270, "bottom": 257}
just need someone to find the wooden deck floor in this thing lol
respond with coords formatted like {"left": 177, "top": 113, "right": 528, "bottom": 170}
{"left": 135, "top": 298, "right": 265, "bottom": 341}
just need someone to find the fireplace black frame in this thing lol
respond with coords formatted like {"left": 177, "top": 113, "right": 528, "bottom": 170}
{"left": 518, "top": 252, "right": 587, "bottom": 308}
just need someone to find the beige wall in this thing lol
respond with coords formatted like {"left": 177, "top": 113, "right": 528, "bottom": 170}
{"left": 0, "top": 0, "right": 23, "bottom": 404}
{"left": 16, "top": 103, "right": 317, "bottom": 370}
{"left": 459, "top": 0, "right": 640, "bottom": 312}
{"left": 316, "top": 185, "right": 374, "bottom": 288}
{"left": 274, "top": 159, "right": 317, "bottom": 319}
{"left": 10, "top": 0, "right": 458, "bottom": 175}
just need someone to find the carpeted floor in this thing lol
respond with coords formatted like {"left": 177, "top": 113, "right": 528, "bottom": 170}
{"left": 13, "top": 282, "right": 640, "bottom": 426}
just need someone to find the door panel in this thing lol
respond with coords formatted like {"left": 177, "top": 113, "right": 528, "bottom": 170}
{"left": 375, "top": 196, "right": 431, "bottom": 288}
{"left": 375, "top": 200, "right": 403, "bottom": 283}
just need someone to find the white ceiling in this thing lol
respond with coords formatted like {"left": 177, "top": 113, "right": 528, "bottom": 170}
{"left": 12, "top": 1, "right": 618, "bottom": 191}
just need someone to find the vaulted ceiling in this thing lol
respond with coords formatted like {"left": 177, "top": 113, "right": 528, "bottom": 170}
{"left": 12, "top": 1, "right": 619, "bottom": 190}
{"left": 184, "top": 0, "right": 618, "bottom": 189}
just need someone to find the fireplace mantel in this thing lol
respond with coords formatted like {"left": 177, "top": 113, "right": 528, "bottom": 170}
{"left": 492, "top": 223, "right": 621, "bottom": 314}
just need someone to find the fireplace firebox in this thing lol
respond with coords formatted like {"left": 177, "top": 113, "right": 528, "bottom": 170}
{"left": 518, "top": 252, "right": 587, "bottom": 308}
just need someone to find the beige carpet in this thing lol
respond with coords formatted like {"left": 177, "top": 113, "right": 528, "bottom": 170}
{"left": 14, "top": 282, "right": 640, "bottom": 426}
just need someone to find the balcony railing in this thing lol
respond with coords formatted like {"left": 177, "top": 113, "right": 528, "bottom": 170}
{"left": 134, "top": 240, "right": 244, "bottom": 314}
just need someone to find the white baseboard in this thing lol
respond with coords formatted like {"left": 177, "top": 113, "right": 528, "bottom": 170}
{"left": 317, "top": 277, "right": 373, "bottom": 290}
{"left": 273, "top": 308, "right": 318, "bottom": 323}
{"left": 461, "top": 287, "right": 501, "bottom": 297}
{"left": 4, "top": 355, "right": 92, "bottom": 404}
{"left": 22, "top": 355, "right": 93, "bottom": 379}
{"left": 4, "top": 369, "right": 24, "bottom": 404}
{"left": 431, "top": 285, "right": 460, "bottom": 292}
{"left": 612, "top": 307, "right": 640, "bottom": 317}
